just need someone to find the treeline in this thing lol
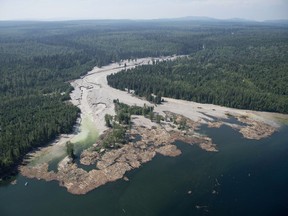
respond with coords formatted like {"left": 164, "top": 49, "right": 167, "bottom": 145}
{"left": 0, "top": 95, "right": 79, "bottom": 175}
{"left": 107, "top": 29, "right": 288, "bottom": 113}
{"left": 0, "top": 20, "right": 207, "bottom": 177}
{"left": 1, "top": 20, "right": 287, "bottom": 178}
{"left": 102, "top": 100, "right": 155, "bottom": 149}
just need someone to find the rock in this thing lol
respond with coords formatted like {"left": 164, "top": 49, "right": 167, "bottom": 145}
{"left": 19, "top": 113, "right": 221, "bottom": 195}
{"left": 207, "top": 121, "right": 223, "bottom": 128}
{"left": 80, "top": 149, "right": 99, "bottom": 165}
{"left": 199, "top": 142, "right": 218, "bottom": 152}
{"left": 137, "top": 150, "right": 156, "bottom": 163}
{"left": 11, "top": 180, "right": 17, "bottom": 185}
{"left": 19, "top": 163, "right": 57, "bottom": 182}
{"left": 156, "top": 145, "right": 181, "bottom": 157}
{"left": 239, "top": 122, "right": 275, "bottom": 140}
{"left": 100, "top": 148, "right": 105, "bottom": 153}
{"left": 103, "top": 162, "right": 132, "bottom": 181}
{"left": 236, "top": 115, "right": 276, "bottom": 140}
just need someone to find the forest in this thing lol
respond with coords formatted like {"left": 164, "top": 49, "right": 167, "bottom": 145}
{"left": 107, "top": 26, "right": 288, "bottom": 113}
{"left": 1, "top": 19, "right": 288, "bottom": 178}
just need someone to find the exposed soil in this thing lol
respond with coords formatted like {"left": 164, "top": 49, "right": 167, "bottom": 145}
{"left": 19, "top": 56, "right": 286, "bottom": 195}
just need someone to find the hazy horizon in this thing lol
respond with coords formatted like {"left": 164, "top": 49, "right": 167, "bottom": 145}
{"left": 0, "top": 0, "right": 288, "bottom": 22}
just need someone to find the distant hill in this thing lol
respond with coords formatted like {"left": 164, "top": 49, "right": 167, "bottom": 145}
{"left": 171, "top": 16, "right": 220, "bottom": 21}
{"left": 156, "top": 16, "right": 256, "bottom": 23}
{"left": 1, "top": 16, "right": 288, "bottom": 26}
{"left": 159, "top": 16, "right": 288, "bottom": 25}
{"left": 263, "top": 19, "right": 288, "bottom": 25}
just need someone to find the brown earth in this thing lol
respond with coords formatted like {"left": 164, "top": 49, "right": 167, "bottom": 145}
{"left": 20, "top": 115, "right": 218, "bottom": 194}
{"left": 236, "top": 115, "right": 276, "bottom": 140}
{"left": 19, "top": 57, "right": 285, "bottom": 195}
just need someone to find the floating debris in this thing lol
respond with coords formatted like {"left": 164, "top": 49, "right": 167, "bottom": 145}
{"left": 215, "top": 178, "right": 220, "bottom": 186}
{"left": 195, "top": 205, "right": 208, "bottom": 209}
{"left": 195, "top": 205, "right": 209, "bottom": 212}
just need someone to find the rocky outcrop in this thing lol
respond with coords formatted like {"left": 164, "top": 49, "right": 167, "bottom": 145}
{"left": 20, "top": 121, "right": 185, "bottom": 195}
{"left": 80, "top": 149, "right": 100, "bottom": 165}
{"left": 237, "top": 116, "right": 276, "bottom": 140}
{"left": 156, "top": 145, "right": 182, "bottom": 156}
{"left": 20, "top": 163, "right": 57, "bottom": 181}
{"left": 207, "top": 121, "right": 223, "bottom": 128}
{"left": 20, "top": 111, "right": 277, "bottom": 195}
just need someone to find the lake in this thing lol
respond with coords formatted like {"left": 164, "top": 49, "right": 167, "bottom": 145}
{"left": 1, "top": 124, "right": 288, "bottom": 216}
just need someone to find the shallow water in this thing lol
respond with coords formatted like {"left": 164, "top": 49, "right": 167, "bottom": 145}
{"left": 1, "top": 125, "right": 287, "bottom": 216}
{"left": 34, "top": 116, "right": 99, "bottom": 170}
{"left": 72, "top": 116, "right": 99, "bottom": 154}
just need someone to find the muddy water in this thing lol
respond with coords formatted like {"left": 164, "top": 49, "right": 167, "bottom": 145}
{"left": 28, "top": 115, "right": 98, "bottom": 172}
{"left": 1, "top": 124, "right": 288, "bottom": 216}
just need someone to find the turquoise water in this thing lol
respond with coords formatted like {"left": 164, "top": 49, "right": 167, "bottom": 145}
{"left": 47, "top": 117, "right": 98, "bottom": 171}
{"left": 1, "top": 125, "right": 288, "bottom": 216}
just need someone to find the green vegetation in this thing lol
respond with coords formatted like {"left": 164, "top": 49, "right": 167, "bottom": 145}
{"left": 97, "top": 100, "right": 155, "bottom": 150}
{"left": 107, "top": 28, "right": 288, "bottom": 113}
{"left": 104, "top": 114, "right": 113, "bottom": 128}
{"left": 1, "top": 20, "right": 287, "bottom": 177}
{"left": 101, "top": 124, "right": 127, "bottom": 149}
{"left": 66, "top": 141, "right": 75, "bottom": 160}
{"left": 178, "top": 119, "right": 187, "bottom": 131}
{"left": 114, "top": 99, "right": 154, "bottom": 125}
{"left": 1, "top": 20, "right": 197, "bottom": 177}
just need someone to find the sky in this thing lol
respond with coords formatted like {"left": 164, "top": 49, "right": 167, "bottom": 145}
{"left": 0, "top": 0, "right": 287, "bottom": 21}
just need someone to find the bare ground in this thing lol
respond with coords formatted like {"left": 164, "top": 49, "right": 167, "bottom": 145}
{"left": 19, "top": 55, "right": 288, "bottom": 194}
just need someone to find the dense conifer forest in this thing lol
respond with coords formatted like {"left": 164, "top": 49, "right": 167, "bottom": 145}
{"left": 0, "top": 20, "right": 287, "bottom": 178}
{"left": 108, "top": 25, "right": 288, "bottom": 113}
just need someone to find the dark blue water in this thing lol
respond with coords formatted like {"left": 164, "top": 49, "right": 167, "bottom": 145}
{"left": 1, "top": 125, "right": 288, "bottom": 216}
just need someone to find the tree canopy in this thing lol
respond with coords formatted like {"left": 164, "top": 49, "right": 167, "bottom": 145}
{"left": 1, "top": 20, "right": 287, "bottom": 177}
{"left": 107, "top": 26, "right": 288, "bottom": 113}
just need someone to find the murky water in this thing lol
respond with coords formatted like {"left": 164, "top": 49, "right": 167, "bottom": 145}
{"left": 1, "top": 124, "right": 287, "bottom": 216}
{"left": 41, "top": 116, "right": 98, "bottom": 171}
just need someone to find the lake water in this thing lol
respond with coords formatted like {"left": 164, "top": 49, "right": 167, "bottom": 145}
{"left": 1, "top": 124, "right": 288, "bottom": 216}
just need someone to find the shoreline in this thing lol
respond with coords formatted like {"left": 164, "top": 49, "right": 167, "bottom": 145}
{"left": 18, "top": 56, "right": 287, "bottom": 194}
